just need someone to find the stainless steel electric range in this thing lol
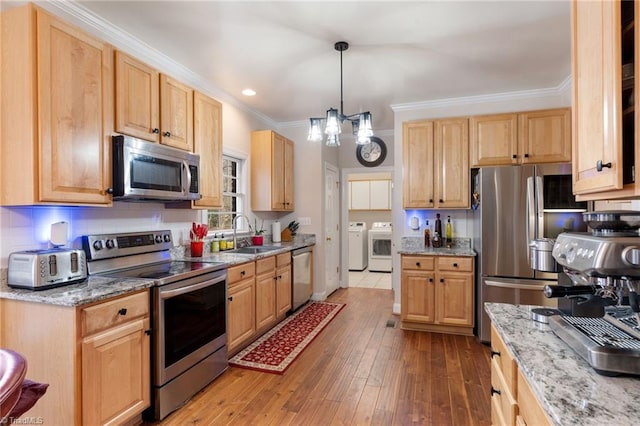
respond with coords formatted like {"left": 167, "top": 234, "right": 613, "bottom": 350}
{"left": 82, "top": 230, "right": 228, "bottom": 420}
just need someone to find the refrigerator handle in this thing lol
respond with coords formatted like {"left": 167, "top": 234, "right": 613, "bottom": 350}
{"left": 536, "top": 176, "right": 544, "bottom": 238}
{"left": 526, "top": 176, "right": 535, "bottom": 247}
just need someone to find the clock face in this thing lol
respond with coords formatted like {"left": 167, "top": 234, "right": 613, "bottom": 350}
{"left": 356, "top": 136, "right": 387, "bottom": 167}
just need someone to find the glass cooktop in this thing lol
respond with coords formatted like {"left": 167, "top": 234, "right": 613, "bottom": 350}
{"left": 102, "top": 261, "right": 226, "bottom": 285}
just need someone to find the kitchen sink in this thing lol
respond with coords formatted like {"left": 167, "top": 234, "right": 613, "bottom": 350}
{"left": 230, "top": 245, "right": 283, "bottom": 254}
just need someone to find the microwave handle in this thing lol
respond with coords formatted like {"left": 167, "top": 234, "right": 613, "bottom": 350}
{"left": 183, "top": 160, "right": 192, "bottom": 196}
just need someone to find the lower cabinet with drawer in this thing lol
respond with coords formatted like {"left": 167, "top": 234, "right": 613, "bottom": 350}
{"left": 0, "top": 290, "right": 151, "bottom": 425}
{"left": 400, "top": 254, "right": 475, "bottom": 335}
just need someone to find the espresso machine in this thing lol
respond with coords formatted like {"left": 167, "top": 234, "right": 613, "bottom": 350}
{"left": 542, "top": 211, "right": 640, "bottom": 376}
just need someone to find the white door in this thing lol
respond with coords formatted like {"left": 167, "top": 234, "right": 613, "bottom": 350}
{"left": 325, "top": 163, "right": 340, "bottom": 295}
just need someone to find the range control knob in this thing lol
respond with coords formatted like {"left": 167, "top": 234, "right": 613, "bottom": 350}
{"left": 105, "top": 239, "right": 116, "bottom": 249}
{"left": 622, "top": 246, "right": 640, "bottom": 266}
{"left": 92, "top": 240, "right": 103, "bottom": 251}
{"left": 155, "top": 235, "right": 163, "bottom": 243}
{"left": 163, "top": 234, "right": 171, "bottom": 243}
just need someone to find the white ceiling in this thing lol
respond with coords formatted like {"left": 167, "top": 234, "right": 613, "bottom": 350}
{"left": 72, "top": 1, "right": 571, "bottom": 132}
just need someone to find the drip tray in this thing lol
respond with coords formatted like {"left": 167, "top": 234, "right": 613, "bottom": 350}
{"left": 548, "top": 314, "right": 640, "bottom": 376}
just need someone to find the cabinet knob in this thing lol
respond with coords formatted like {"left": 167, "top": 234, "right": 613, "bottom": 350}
{"left": 512, "top": 154, "right": 517, "bottom": 159}
{"left": 596, "top": 160, "right": 612, "bottom": 172}
{"left": 490, "top": 386, "right": 501, "bottom": 397}
{"left": 429, "top": 278, "right": 433, "bottom": 282}
{"left": 440, "top": 278, "right": 444, "bottom": 283}
{"left": 163, "top": 131, "right": 171, "bottom": 137}
{"left": 491, "top": 349, "right": 501, "bottom": 358}
{"left": 145, "top": 329, "right": 152, "bottom": 336}
{"left": 439, "top": 199, "right": 444, "bottom": 203}
{"left": 524, "top": 153, "right": 529, "bottom": 158}
{"left": 117, "top": 308, "right": 127, "bottom": 316}
{"left": 228, "top": 296, "right": 233, "bottom": 302}
{"left": 152, "top": 128, "right": 160, "bottom": 134}
{"left": 415, "top": 262, "right": 421, "bottom": 267}
{"left": 429, "top": 199, "right": 433, "bottom": 203}
{"left": 241, "top": 270, "right": 245, "bottom": 276}
{"left": 453, "top": 263, "right": 458, "bottom": 267}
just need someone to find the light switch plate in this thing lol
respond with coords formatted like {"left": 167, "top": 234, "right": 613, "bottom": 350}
{"left": 298, "top": 217, "right": 311, "bottom": 226}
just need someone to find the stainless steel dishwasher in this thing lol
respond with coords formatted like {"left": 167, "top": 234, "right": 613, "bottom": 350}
{"left": 292, "top": 246, "right": 313, "bottom": 310}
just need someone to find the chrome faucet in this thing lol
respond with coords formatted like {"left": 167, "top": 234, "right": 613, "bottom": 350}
{"left": 232, "top": 214, "right": 252, "bottom": 248}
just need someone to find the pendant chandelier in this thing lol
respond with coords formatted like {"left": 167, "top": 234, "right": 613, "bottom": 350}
{"left": 307, "top": 41, "right": 374, "bottom": 147}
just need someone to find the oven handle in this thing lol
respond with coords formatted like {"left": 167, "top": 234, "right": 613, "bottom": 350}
{"left": 160, "top": 274, "right": 226, "bottom": 299}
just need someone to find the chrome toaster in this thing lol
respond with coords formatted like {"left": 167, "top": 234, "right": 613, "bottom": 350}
{"left": 8, "top": 248, "right": 87, "bottom": 290}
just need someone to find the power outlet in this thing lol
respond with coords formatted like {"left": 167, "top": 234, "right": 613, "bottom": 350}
{"left": 298, "top": 217, "right": 311, "bottom": 226}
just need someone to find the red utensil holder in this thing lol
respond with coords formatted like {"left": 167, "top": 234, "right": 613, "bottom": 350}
{"left": 190, "top": 241, "right": 204, "bottom": 257}
{"left": 252, "top": 235, "right": 264, "bottom": 246}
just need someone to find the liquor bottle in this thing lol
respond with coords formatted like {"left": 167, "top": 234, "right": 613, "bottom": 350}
{"left": 434, "top": 213, "right": 442, "bottom": 238}
{"left": 432, "top": 232, "right": 442, "bottom": 248}
{"left": 424, "top": 219, "right": 431, "bottom": 248}
{"left": 445, "top": 215, "right": 453, "bottom": 246}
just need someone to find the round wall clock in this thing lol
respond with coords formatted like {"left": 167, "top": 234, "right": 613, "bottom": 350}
{"left": 356, "top": 136, "right": 387, "bottom": 167}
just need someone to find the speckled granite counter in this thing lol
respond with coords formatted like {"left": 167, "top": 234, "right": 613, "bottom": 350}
{"left": 177, "top": 238, "right": 315, "bottom": 263}
{"left": 398, "top": 236, "right": 476, "bottom": 257}
{"left": 485, "top": 303, "right": 640, "bottom": 426}
{"left": 0, "top": 276, "right": 154, "bottom": 307}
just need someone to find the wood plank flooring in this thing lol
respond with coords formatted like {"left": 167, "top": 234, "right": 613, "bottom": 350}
{"left": 149, "top": 287, "right": 491, "bottom": 426}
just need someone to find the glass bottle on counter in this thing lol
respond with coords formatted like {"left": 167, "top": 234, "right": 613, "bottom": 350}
{"left": 424, "top": 219, "right": 431, "bottom": 248}
{"left": 219, "top": 233, "right": 227, "bottom": 251}
{"left": 432, "top": 231, "right": 442, "bottom": 248}
{"left": 445, "top": 215, "right": 453, "bottom": 247}
{"left": 434, "top": 213, "right": 442, "bottom": 238}
{"left": 211, "top": 234, "right": 220, "bottom": 252}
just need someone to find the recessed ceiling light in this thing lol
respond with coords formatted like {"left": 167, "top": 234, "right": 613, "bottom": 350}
{"left": 242, "top": 88, "right": 256, "bottom": 96}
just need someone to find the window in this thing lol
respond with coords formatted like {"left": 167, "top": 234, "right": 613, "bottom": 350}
{"left": 206, "top": 155, "right": 246, "bottom": 231}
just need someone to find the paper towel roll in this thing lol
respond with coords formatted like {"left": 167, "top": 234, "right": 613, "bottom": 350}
{"left": 272, "top": 221, "right": 281, "bottom": 242}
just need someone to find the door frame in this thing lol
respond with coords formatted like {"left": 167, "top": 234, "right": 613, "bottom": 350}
{"left": 324, "top": 162, "right": 340, "bottom": 296}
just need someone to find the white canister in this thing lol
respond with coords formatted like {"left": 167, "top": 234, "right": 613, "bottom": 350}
{"left": 272, "top": 221, "right": 281, "bottom": 242}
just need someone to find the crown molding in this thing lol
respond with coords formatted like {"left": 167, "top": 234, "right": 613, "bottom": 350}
{"left": 41, "top": 0, "right": 278, "bottom": 129}
{"left": 390, "top": 76, "right": 572, "bottom": 112}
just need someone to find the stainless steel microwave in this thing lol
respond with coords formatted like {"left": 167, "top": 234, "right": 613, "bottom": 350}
{"left": 109, "top": 134, "right": 201, "bottom": 202}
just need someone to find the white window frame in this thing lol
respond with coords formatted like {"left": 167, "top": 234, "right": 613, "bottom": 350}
{"left": 204, "top": 152, "right": 249, "bottom": 233}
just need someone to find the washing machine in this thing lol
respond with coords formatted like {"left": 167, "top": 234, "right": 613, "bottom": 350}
{"left": 348, "top": 222, "right": 368, "bottom": 271}
{"left": 368, "top": 222, "right": 392, "bottom": 272}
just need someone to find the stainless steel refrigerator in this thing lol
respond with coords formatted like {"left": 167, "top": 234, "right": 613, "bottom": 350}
{"left": 472, "top": 164, "right": 588, "bottom": 342}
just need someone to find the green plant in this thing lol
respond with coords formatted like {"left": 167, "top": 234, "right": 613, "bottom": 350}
{"left": 254, "top": 219, "right": 265, "bottom": 235}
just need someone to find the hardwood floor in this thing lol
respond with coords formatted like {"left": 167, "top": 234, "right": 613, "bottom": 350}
{"left": 151, "top": 287, "right": 491, "bottom": 425}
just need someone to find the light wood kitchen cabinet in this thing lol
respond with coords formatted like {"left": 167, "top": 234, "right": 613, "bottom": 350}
{"left": 115, "top": 51, "right": 194, "bottom": 151}
{"left": 1, "top": 4, "right": 113, "bottom": 206}
{"left": 0, "top": 290, "right": 150, "bottom": 425}
{"left": 470, "top": 108, "right": 571, "bottom": 167}
{"left": 251, "top": 130, "right": 295, "bottom": 211}
{"left": 227, "top": 262, "right": 256, "bottom": 354}
{"left": 193, "top": 91, "right": 223, "bottom": 208}
{"left": 276, "top": 253, "right": 292, "bottom": 319}
{"left": 572, "top": 0, "right": 638, "bottom": 200}
{"left": 255, "top": 256, "right": 278, "bottom": 332}
{"left": 402, "top": 118, "right": 469, "bottom": 209}
{"left": 349, "top": 179, "right": 391, "bottom": 210}
{"left": 400, "top": 254, "right": 474, "bottom": 335}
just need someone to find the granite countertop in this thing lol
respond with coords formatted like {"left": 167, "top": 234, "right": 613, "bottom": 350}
{"left": 485, "top": 303, "right": 640, "bottom": 426}
{"left": 0, "top": 236, "right": 316, "bottom": 307}
{"left": 398, "top": 236, "right": 476, "bottom": 257}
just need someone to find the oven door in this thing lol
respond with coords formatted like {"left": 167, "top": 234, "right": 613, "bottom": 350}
{"left": 153, "top": 269, "right": 227, "bottom": 385}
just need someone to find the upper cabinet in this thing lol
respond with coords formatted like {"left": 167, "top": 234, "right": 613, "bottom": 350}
{"left": 115, "top": 51, "right": 194, "bottom": 151}
{"left": 251, "top": 130, "right": 295, "bottom": 212}
{"left": 470, "top": 108, "right": 571, "bottom": 167}
{"left": 1, "top": 4, "right": 113, "bottom": 206}
{"left": 572, "top": 0, "right": 638, "bottom": 200}
{"left": 193, "top": 92, "right": 223, "bottom": 208}
{"left": 349, "top": 180, "right": 391, "bottom": 210}
{"left": 403, "top": 118, "right": 469, "bottom": 209}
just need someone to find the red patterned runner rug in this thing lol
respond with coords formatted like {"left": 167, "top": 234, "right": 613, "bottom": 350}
{"left": 229, "top": 301, "right": 345, "bottom": 374}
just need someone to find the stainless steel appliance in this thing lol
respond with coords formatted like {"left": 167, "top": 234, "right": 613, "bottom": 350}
{"left": 82, "top": 230, "right": 227, "bottom": 420}
{"left": 292, "top": 246, "right": 313, "bottom": 310}
{"left": 472, "top": 164, "right": 589, "bottom": 342}
{"left": 546, "top": 215, "right": 640, "bottom": 376}
{"left": 109, "top": 134, "right": 201, "bottom": 202}
{"left": 8, "top": 248, "right": 87, "bottom": 290}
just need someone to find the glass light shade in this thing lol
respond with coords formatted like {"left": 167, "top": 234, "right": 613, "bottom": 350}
{"left": 307, "top": 118, "right": 323, "bottom": 142}
{"left": 325, "top": 108, "right": 341, "bottom": 136}
{"left": 326, "top": 133, "right": 340, "bottom": 147}
{"left": 357, "top": 112, "right": 373, "bottom": 139}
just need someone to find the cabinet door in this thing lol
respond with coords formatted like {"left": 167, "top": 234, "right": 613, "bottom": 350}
{"left": 276, "top": 264, "right": 292, "bottom": 318}
{"left": 435, "top": 118, "right": 469, "bottom": 208}
{"left": 160, "top": 74, "right": 193, "bottom": 151}
{"left": 37, "top": 9, "right": 113, "bottom": 204}
{"left": 227, "top": 278, "right": 256, "bottom": 352}
{"left": 572, "top": 0, "right": 623, "bottom": 195}
{"left": 283, "top": 137, "right": 295, "bottom": 211}
{"left": 82, "top": 317, "right": 150, "bottom": 426}
{"left": 369, "top": 180, "right": 391, "bottom": 210}
{"left": 401, "top": 270, "right": 435, "bottom": 323}
{"left": 403, "top": 120, "right": 435, "bottom": 208}
{"left": 350, "top": 180, "right": 370, "bottom": 209}
{"left": 193, "top": 92, "right": 223, "bottom": 208}
{"left": 255, "top": 271, "right": 277, "bottom": 331}
{"left": 519, "top": 108, "right": 571, "bottom": 164}
{"left": 470, "top": 113, "right": 518, "bottom": 166}
{"left": 115, "top": 51, "right": 160, "bottom": 142}
{"left": 436, "top": 273, "right": 473, "bottom": 326}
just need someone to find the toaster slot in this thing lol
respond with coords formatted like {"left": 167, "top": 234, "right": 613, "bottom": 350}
{"left": 49, "top": 255, "right": 57, "bottom": 277}
{"left": 71, "top": 252, "right": 79, "bottom": 273}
